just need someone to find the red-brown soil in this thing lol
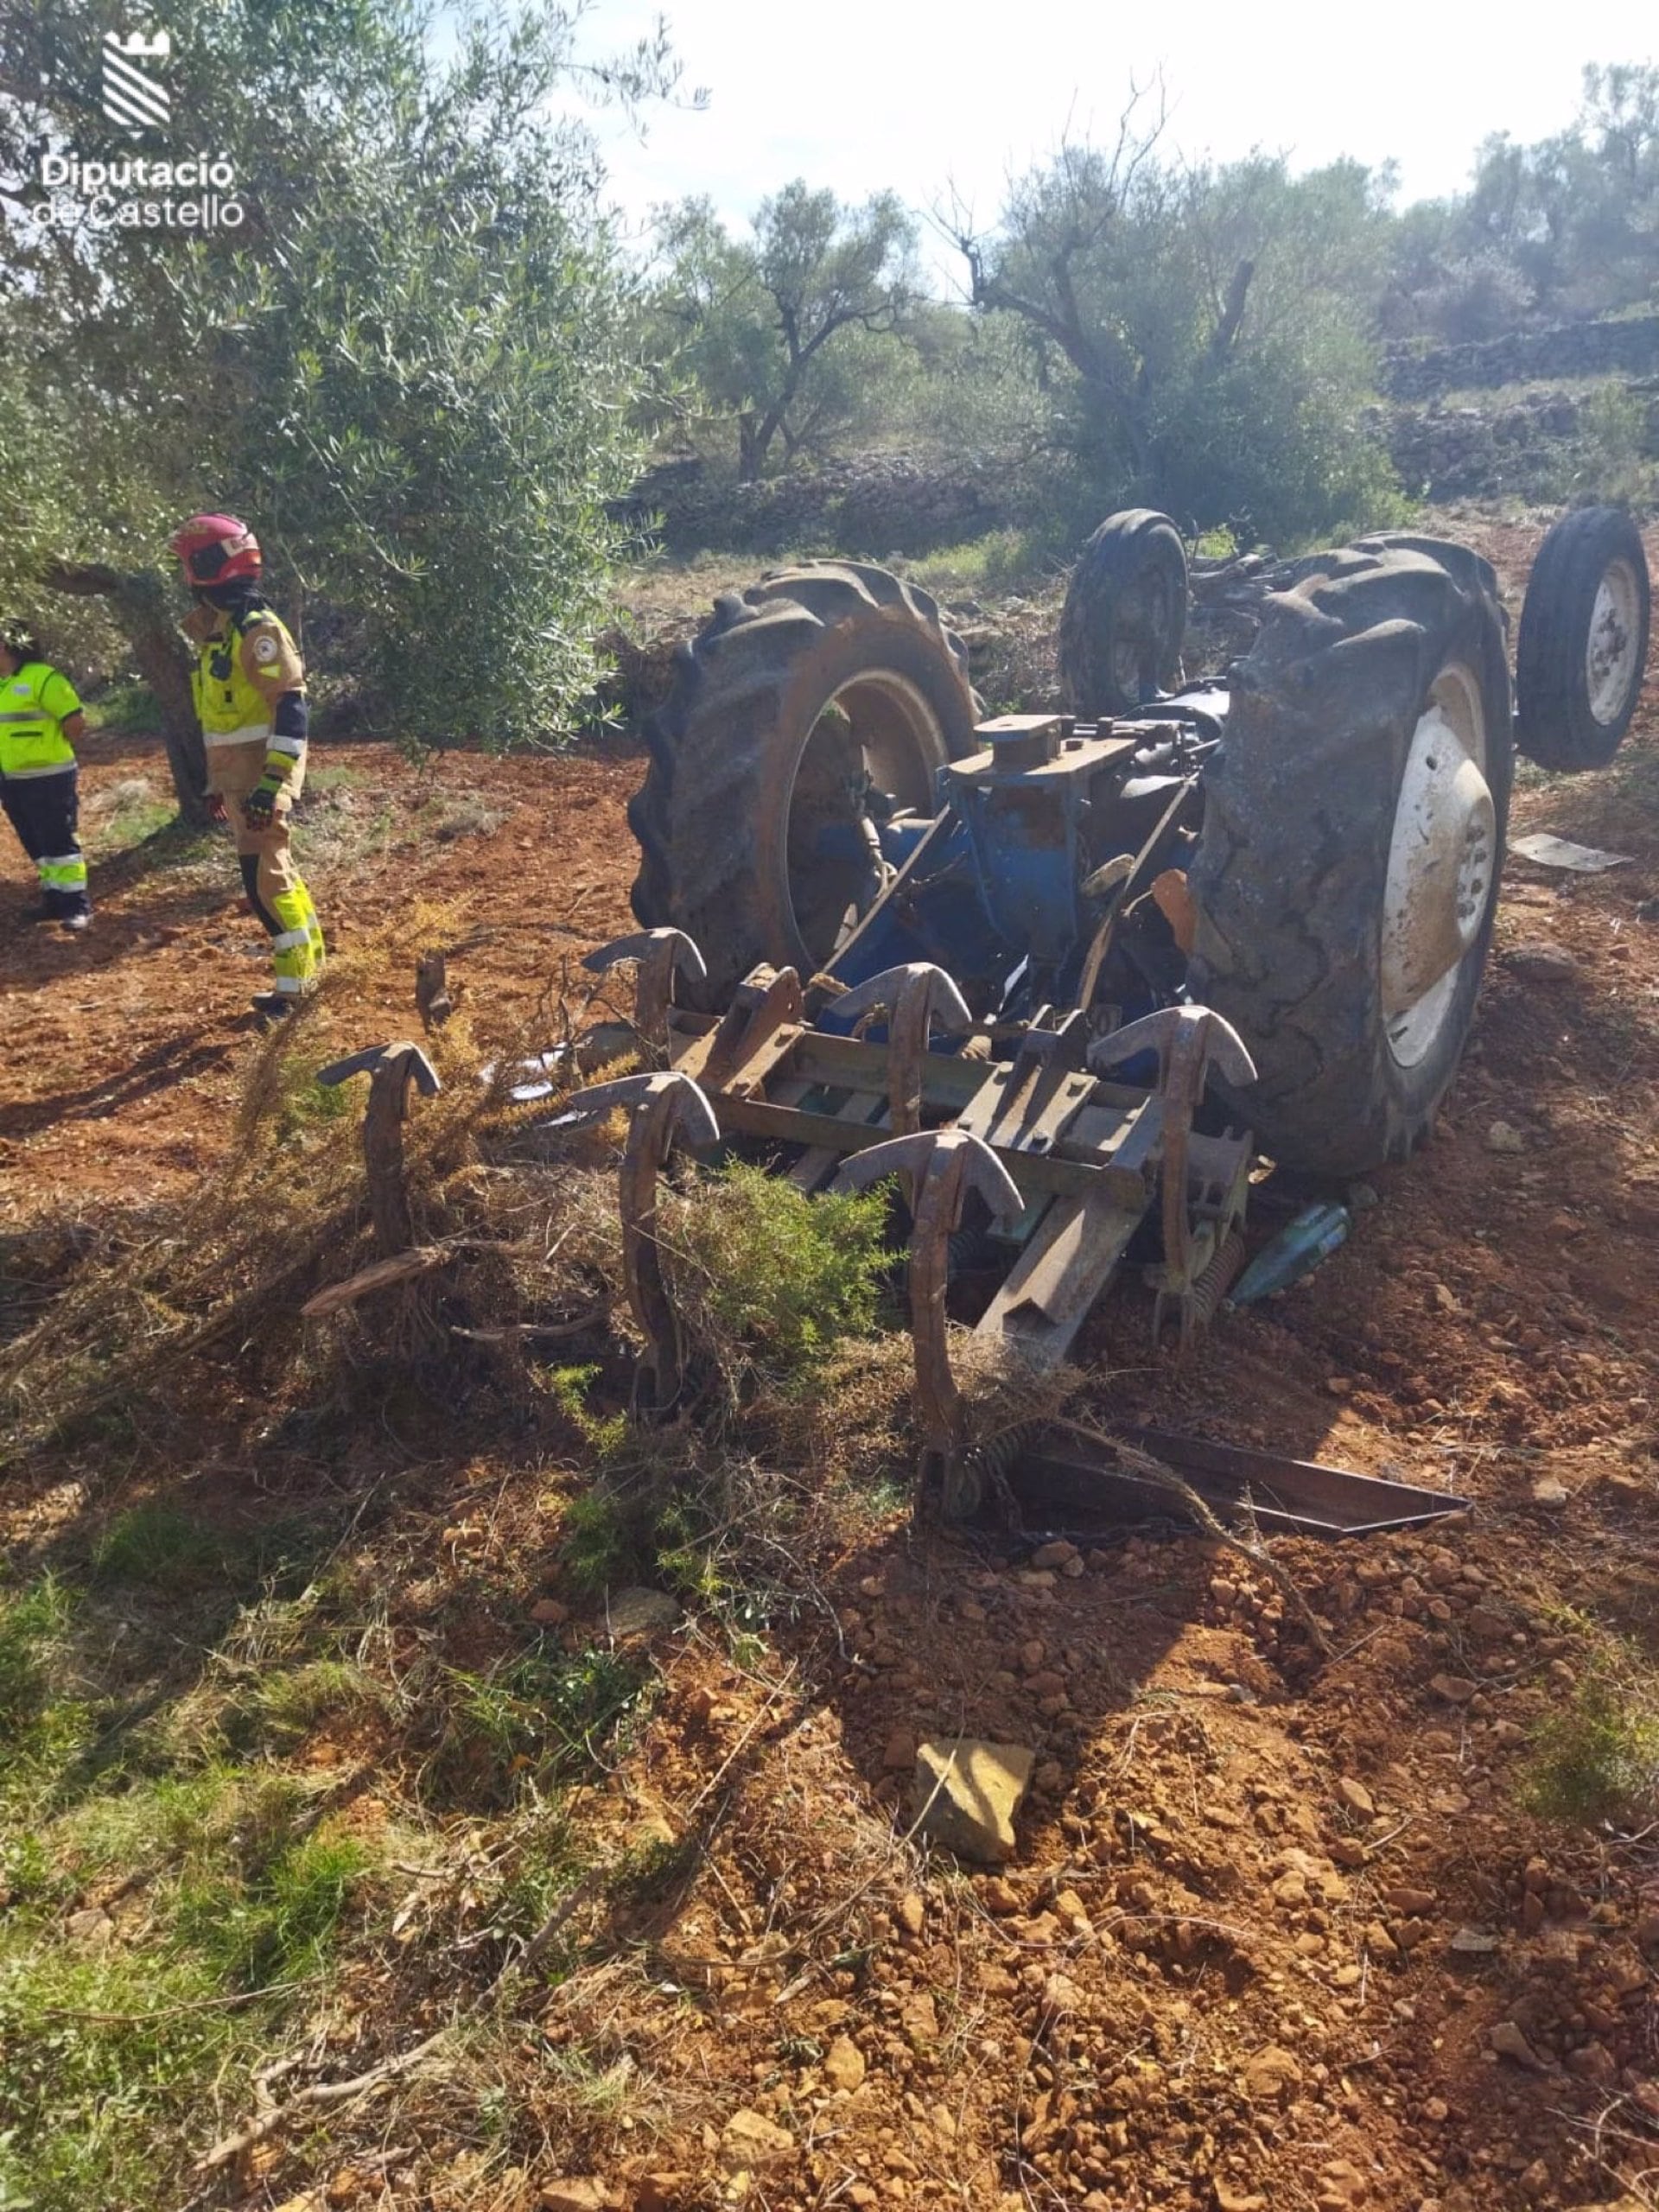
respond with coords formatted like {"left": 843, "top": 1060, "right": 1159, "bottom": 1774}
{"left": 3, "top": 521, "right": 1657, "bottom": 2212}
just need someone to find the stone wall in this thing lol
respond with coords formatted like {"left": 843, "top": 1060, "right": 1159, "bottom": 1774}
{"left": 1382, "top": 316, "right": 1659, "bottom": 400}
{"left": 614, "top": 450, "right": 1040, "bottom": 558}
{"left": 1380, "top": 385, "right": 1659, "bottom": 501}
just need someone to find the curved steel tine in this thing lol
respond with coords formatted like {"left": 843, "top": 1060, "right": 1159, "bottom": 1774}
{"left": 1086, "top": 1005, "right": 1190, "bottom": 1075}
{"left": 832, "top": 1132, "right": 939, "bottom": 1196}
{"left": 1088, "top": 1003, "right": 1258, "bottom": 1090}
{"left": 831, "top": 964, "right": 975, "bottom": 1138}
{"left": 581, "top": 926, "right": 705, "bottom": 983}
{"left": 318, "top": 1039, "right": 442, "bottom": 1097}
{"left": 1193, "top": 1010, "right": 1258, "bottom": 1089}
{"left": 836, "top": 962, "right": 972, "bottom": 1034}
{"left": 582, "top": 927, "right": 707, "bottom": 1046}
{"left": 559, "top": 1070, "right": 719, "bottom": 1150}
{"left": 315, "top": 1041, "right": 442, "bottom": 1255}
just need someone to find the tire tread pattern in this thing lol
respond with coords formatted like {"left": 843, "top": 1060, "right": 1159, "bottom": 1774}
{"left": 1188, "top": 536, "right": 1513, "bottom": 1176}
{"left": 629, "top": 563, "right": 975, "bottom": 1001}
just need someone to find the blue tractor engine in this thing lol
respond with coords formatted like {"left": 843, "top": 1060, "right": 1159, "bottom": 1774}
{"left": 820, "top": 701, "right": 1230, "bottom": 1038}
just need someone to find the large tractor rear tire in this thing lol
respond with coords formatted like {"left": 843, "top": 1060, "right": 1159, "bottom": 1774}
{"left": 1058, "top": 509, "right": 1189, "bottom": 716}
{"left": 1516, "top": 505, "right": 1650, "bottom": 772}
{"left": 628, "top": 563, "right": 977, "bottom": 1002}
{"left": 1189, "top": 536, "right": 1513, "bottom": 1178}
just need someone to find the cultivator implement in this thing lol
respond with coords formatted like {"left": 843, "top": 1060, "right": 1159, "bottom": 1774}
{"left": 309, "top": 507, "right": 1650, "bottom": 1535}
{"left": 561, "top": 917, "right": 1261, "bottom": 1510}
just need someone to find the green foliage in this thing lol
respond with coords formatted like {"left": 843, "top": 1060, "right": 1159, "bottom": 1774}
{"left": 0, "top": 1580, "right": 88, "bottom": 1800}
{"left": 92, "top": 1505, "right": 235, "bottom": 1592}
{"left": 0, "top": 1579, "right": 74, "bottom": 1736}
{"left": 2, "top": 0, "right": 684, "bottom": 748}
{"left": 274, "top": 1069, "right": 358, "bottom": 1145}
{"left": 1573, "top": 384, "right": 1659, "bottom": 504}
{"left": 426, "top": 1641, "right": 645, "bottom": 1806}
{"left": 0, "top": 1947, "right": 257, "bottom": 2212}
{"left": 243, "top": 1658, "right": 385, "bottom": 1747}
{"left": 476, "top": 1803, "right": 582, "bottom": 1950}
{"left": 91, "top": 1503, "right": 328, "bottom": 1603}
{"left": 670, "top": 1163, "right": 894, "bottom": 1393}
{"left": 0, "top": 1740, "right": 353, "bottom": 2208}
{"left": 177, "top": 1831, "right": 371, "bottom": 1986}
{"left": 558, "top": 1487, "right": 638, "bottom": 1592}
{"left": 959, "top": 132, "right": 1405, "bottom": 543}
{"left": 1522, "top": 1646, "right": 1659, "bottom": 1827}
{"left": 81, "top": 684, "right": 163, "bottom": 737}
{"left": 907, "top": 526, "right": 1060, "bottom": 595}
{"left": 86, "top": 780, "right": 176, "bottom": 856}
{"left": 1389, "top": 65, "right": 1659, "bottom": 336}
{"left": 647, "top": 182, "right": 918, "bottom": 477}
{"left": 549, "top": 1364, "right": 631, "bottom": 1471}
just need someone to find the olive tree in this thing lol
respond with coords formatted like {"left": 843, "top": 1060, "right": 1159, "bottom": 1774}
{"left": 649, "top": 183, "right": 920, "bottom": 477}
{"left": 949, "top": 112, "right": 1405, "bottom": 544}
{"left": 0, "top": 0, "right": 683, "bottom": 795}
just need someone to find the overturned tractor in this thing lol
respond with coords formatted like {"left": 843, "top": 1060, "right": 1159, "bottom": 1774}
{"left": 569, "top": 509, "right": 1650, "bottom": 1514}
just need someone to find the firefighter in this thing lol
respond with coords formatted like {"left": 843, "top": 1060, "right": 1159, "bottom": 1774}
{"left": 0, "top": 625, "right": 92, "bottom": 931}
{"left": 170, "top": 513, "right": 323, "bottom": 1020}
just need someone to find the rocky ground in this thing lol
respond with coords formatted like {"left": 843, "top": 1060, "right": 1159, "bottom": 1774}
{"left": 0, "top": 516, "right": 1656, "bottom": 2212}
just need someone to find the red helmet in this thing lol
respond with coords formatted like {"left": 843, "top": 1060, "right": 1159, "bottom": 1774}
{"left": 171, "top": 512, "right": 262, "bottom": 586}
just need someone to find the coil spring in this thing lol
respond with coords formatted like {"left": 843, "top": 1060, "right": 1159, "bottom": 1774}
{"left": 1188, "top": 1228, "right": 1247, "bottom": 1331}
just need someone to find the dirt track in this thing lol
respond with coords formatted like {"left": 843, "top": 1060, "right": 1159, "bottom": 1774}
{"left": 3, "top": 524, "right": 1659, "bottom": 2211}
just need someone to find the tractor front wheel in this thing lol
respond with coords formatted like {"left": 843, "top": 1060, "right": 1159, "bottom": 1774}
{"left": 1516, "top": 505, "right": 1651, "bottom": 772}
{"left": 1189, "top": 536, "right": 1514, "bottom": 1178}
{"left": 1058, "top": 509, "right": 1189, "bottom": 717}
{"left": 628, "top": 564, "right": 978, "bottom": 1002}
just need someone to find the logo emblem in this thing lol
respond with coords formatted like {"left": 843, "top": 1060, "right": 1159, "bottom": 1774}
{"left": 101, "top": 30, "right": 171, "bottom": 132}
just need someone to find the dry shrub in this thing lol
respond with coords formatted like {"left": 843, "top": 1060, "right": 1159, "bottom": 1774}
{"left": 758, "top": 1325, "right": 1080, "bottom": 1500}
{"left": 0, "top": 905, "right": 625, "bottom": 1465}
{"left": 3, "top": 896, "right": 1088, "bottom": 1580}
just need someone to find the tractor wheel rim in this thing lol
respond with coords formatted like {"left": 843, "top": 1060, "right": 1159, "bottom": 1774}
{"left": 1382, "top": 662, "right": 1496, "bottom": 1071}
{"left": 784, "top": 669, "right": 946, "bottom": 969}
{"left": 1586, "top": 558, "right": 1643, "bottom": 727}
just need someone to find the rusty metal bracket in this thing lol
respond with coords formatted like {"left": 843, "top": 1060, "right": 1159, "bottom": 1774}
{"left": 318, "top": 1040, "right": 442, "bottom": 1255}
{"left": 582, "top": 928, "right": 708, "bottom": 1052}
{"left": 558, "top": 1069, "right": 719, "bottom": 1416}
{"left": 1090, "top": 1007, "right": 1256, "bottom": 1345}
{"left": 834, "top": 963, "right": 974, "bottom": 1135}
{"left": 836, "top": 1129, "right": 1023, "bottom": 1514}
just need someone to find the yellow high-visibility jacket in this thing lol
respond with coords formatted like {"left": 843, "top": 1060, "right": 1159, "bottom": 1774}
{"left": 0, "top": 660, "right": 80, "bottom": 779}
{"left": 190, "top": 607, "right": 305, "bottom": 748}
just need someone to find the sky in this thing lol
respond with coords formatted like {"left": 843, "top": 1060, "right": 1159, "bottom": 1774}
{"left": 571, "top": 0, "right": 1658, "bottom": 289}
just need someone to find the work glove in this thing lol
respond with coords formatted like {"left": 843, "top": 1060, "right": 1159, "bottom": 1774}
{"left": 242, "top": 776, "right": 285, "bottom": 831}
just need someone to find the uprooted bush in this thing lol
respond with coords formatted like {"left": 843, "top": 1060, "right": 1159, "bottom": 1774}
{"left": 0, "top": 910, "right": 1084, "bottom": 1610}
{"left": 663, "top": 1162, "right": 893, "bottom": 1399}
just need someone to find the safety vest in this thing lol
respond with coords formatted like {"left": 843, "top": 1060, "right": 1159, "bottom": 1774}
{"left": 0, "top": 661, "right": 78, "bottom": 778}
{"left": 191, "top": 609, "right": 300, "bottom": 747}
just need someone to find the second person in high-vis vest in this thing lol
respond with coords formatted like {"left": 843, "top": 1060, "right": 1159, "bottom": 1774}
{"left": 170, "top": 513, "right": 324, "bottom": 1021}
{"left": 0, "top": 626, "right": 92, "bottom": 931}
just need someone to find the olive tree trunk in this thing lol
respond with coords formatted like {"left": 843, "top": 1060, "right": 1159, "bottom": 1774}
{"left": 45, "top": 561, "right": 210, "bottom": 827}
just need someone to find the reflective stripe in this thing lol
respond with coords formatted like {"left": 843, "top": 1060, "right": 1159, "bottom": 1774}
{"left": 270, "top": 927, "right": 310, "bottom": 950}
{"left": 202, "top": 723, "right": 270, "bottom": 747}
{"left": 0, "top": 709, "right": 45, "bottom": 723}
{"left": 40, "top": 857, "right": 88, "bottom": 887}
{"left": 1, "top": 760, "right": 76, "bottom": 780}
{"left": 266, "top": 738, "right": 304, "bottom": 759}
{"left": 273, "top": 974, "right": 307, "bottom": 994}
